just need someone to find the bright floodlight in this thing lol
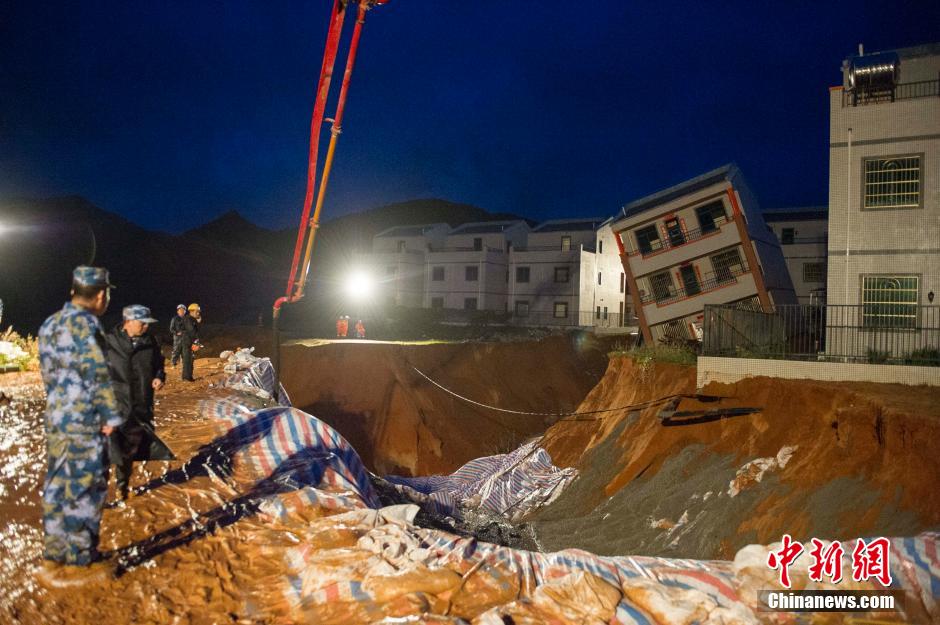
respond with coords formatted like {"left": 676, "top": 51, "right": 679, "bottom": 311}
{"left": 345, "top": 270, "right": 374, "bottom": 300}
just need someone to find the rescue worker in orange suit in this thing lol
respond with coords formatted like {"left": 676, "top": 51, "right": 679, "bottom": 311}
{"left": 336, "top": 316, "right": 348, "bottom": 338}
{"left": 355, "top": 319, "right": 365, "bottom": 339}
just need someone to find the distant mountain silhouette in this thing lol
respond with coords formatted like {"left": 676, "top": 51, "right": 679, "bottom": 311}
{"left": 0, "top": 196, "right": 526, "bottom": 332}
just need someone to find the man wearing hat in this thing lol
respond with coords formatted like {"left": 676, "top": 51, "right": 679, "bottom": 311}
{"left": 168, "top": 304, "right": 187, "bottom": 367}
{"left": 37, "top": 266, "right": 122, "bottom": 576}
{"left": 104, "top": 305, "right": 173, "bottom": 503}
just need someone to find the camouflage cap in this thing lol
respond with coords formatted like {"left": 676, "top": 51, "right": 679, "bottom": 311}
{"left": 123, "top": 304, "right": 158, "bottom": 323}
{"left": 72, "top": 265, "right": 115, "bottom": 288}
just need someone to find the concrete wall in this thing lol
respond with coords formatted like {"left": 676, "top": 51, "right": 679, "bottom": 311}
{"left": 594, "top": 223, "right": 632, "bottom": 326}
{"left": 765, "top": 214, "right": 828, "bottom": 304}
{"left": 697, "top": 356, "right": 940, "bottom": 388}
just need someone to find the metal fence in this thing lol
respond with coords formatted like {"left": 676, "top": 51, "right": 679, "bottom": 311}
{"left": 842, "top": 78, "right": 940, "bottom": 106}
{"left": 424, "top": 308, "right": 638, "bottom": 330}
{"left": 702, "top": 303, "right": 940, "bottom": 366}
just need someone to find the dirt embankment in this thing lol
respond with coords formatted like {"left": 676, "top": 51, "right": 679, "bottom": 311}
{"left": 279, "top": 335, "right": 611, "bottom": 476}
{"left": 529, "top": 356, "right": 940, "bottom": 560}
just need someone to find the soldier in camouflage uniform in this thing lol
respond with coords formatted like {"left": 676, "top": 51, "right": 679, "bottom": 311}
{"left": 38, "top": 266, "right": 123, "bottom": 567}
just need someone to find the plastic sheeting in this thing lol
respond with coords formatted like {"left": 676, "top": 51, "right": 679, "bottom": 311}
{"left": 386, "top": 441, "right": 577, "bottom": 521}
{"left": 195, "top": 383, "right": 939, "bottom": 623}
{"left": 219, "top": 348, "right": 291, "bottom": 406}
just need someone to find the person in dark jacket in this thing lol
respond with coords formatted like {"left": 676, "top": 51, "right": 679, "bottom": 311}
{"left": 179, "top": 303, "right": 201, "bottom": 382}
{"left": 105, "top": 305, "right": 173, "bottom": 501}
{"left": 168, "top": 304, "right": 187, "bottom": 366}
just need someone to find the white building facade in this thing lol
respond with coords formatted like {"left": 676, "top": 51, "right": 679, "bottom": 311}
{"left": 826, "top": 43, "right": 940, "bottom": 358}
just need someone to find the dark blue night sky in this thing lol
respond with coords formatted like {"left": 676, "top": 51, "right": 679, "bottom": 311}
{"left": 1, "top": 1, "right": 938, "bottom": 232}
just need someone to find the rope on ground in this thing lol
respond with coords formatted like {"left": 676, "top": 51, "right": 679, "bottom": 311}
{"left": 410, "top": 365, "right": 706, "bottom": 419}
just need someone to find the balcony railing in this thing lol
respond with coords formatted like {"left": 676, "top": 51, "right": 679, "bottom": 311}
{"left": 630, "top": 215, "right": 730, "bottom": 257}
{"left": 842, "top": 78, "right": 939, "bottom": 107}
{"left": 639, "top": 263, "right": 751, "bottom": 305}
{"left": 512, "top": 244, "right": 593, "bottom": 253}
{"left": 428, "top": 245, "right": 505, "bottom": 253}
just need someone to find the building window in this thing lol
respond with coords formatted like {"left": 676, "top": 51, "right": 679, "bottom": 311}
{"left": 781, "top": 228, "right": 795, "bottom": 245}
{"left": 861, "top": 276, "right": 918, "bottom": 329}
{"left": 561, "top": 236, "right": 571, "bottom": 252}
{"left": 465, "top": 266, "right": 479, "bottom": 281}
{"left": 863, "top": 156, "right": 921, "bottom": 209}
{"left": 473, "top": 237, "right": 483, "bottom": 251}
{"left": 515, "top": 300, "right": 530, "bottom": 317}
{"left": 553, "top": 302, "right": 568, "bottom": 318}
{"left": 634, "top": 225, "right": 660, "bottom": 255}
{"left": 695, "top": 201, "right": 727, "bottom": 234}
{"left": 431, "top": 297, "right": 444, "bottom": 309}
{"left": 431, "top": 266, "right": 445, "bottom": 281}
{"left": 711, "top": 248, "right": 745, "bottom": 283}
{"left": 595, "top": 306, "right": 601, "bottom": 319}
{"left": 397, "top": 240, "right": 406, "bottom": 252}
{"left": 516, "top": 266, "right": 530, "bottom": 283}
{"left": 464, "top": 297, "right": 478, "bottom": 310}
{"left": 620, "top": 272, "right": 625, "bottom": 293}
{"left": 597, "top": 271, "right": 602, "bottom": 285}
{"left": 803, "top": 262, "right": 825, "bottom": 283}
{"left": 599, "top": 240, "right": 603, "bottom": 254}
{"left": 603, "top": 306, "right": 608, "bottom": 320}
{"left": 664, "top": 218, "right": 685, "bottom": 247}
{"left": 554, "top": 267, "right": 569, "bottom": 283}
{"left": 649, "top": 271, "right": 674, "bottom": 302}
{"left": 679, "top": 265, "right": 700, "bottom": 297}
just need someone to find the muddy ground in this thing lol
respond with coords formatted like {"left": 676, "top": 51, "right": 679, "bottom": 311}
{"left": 1, "top": 340, "right": 938, "bottom": 624}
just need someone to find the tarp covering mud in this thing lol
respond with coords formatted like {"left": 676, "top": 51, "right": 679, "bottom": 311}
{"left": 1, "top": 347, "right": 939, "bottom": 624}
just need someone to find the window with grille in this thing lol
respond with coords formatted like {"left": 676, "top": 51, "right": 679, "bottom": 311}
{"left": 649, "top": 271, "right": 674, "bottom": 302}
{"left": 515, "top": 301, "right": 529, "bottom": 316}
{"left": 554, "top": 267, "right": 569, "bottom": 283}
{"left": 464, "top": 297, "right": 478, "bottom": 310}
{"left": 561, "top": 236, "right": 571, "bottom": 251}
{"left": 516, "top": 267, "right": 530, "bottom": 283}
{"left": 861, "top": 276, "right": 918, "bottom": 329}
{"left": 695, "top": 201, "right": 727, "bottom": 234}
{"left": 431, "top": 266, "right": 444, "bottom": 281}
{"left": 473, "top": 238, "right": 483, "bottom": 251}
{"left": 711, "top": 248, "right": 745, "bottom": 283}
{"left": 781, "top": 228, "right": 795, "bottom": 245}
{"left": 634, "top": 225, "right": 661, "bottom": 255}
{"left": 863, "top": 156, "right": 921, "bottom": 209}
{"left": 465, "top": 266, "right": 479, "bottom": 281}
{"left": 553, "top": 302, "right": 568, "bottom": 318}
{"left": 803, "top": 262, "right": 825, "bottom": 283}
{"left": 397, "top": 240, "right": 406, "bottom": 252}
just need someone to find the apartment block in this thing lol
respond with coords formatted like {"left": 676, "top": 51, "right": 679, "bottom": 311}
{"left": 508, "top": 218, "right": 603, "bottom": 325}
{"left": 763, "top": 207, "right": 828, "bottom": 304}
{"left": 424, "top": 220, "right": 529, "bottom": 312}
{"left": 612, "top": 164, "right": 796, "bottom": 344}
{"left": 826, "top": 43, "right": 940, "bottom": 357}
{"left": 371, "top": 223, "right": 450, "bottom": 307}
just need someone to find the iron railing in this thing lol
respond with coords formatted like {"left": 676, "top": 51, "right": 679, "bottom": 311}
{"left": 629, "top": 215, "right": 730, "bottom": 256}
{"left": 842, "top": 78, "right": 940, "bottom": 107}
{"left": 639, "top": 263, "right": 751, "bottom": 305}
{"left": 702, "top": 303, "right": 940, "bottom": 366}
{"left": 427, "top": 245, "right": 505, "bottom": 253}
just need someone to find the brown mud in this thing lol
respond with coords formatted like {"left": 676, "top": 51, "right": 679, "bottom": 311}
{"left": 529, "top": 357, "right": 940, "bottom": 559}
{"left": 279, "top": 334, "right": 611, "bottom": 475}
{"left": 0, "top": 341, "right": 938, "bottom": 624}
